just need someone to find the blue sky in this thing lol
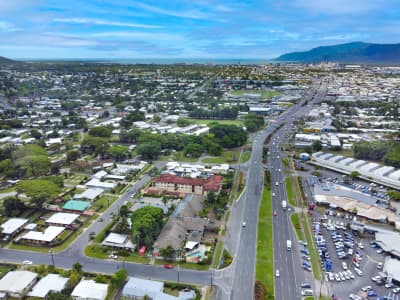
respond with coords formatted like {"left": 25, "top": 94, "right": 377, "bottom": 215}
{"left": 0, "top": 0, "right": 399, "bottom": 59}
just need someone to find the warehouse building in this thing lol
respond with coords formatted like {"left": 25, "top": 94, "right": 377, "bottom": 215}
{"left": 311, "top": 152, "right": 400, "bottom": 189}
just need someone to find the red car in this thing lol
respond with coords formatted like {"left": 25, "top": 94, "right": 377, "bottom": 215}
{"left": 273, "top": 211, "right": 277, "bottom": 216}
{"left": 164, "top": 264, "right": 174, "bottom": 269}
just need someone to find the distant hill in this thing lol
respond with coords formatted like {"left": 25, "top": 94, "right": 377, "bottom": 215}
{"left": 274, "top": 42, "right": 400, "bottom": 63}
{"left": 0, "top": 56, "right": 15, "bottom": 63}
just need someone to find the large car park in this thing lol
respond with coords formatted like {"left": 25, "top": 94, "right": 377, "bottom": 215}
{"left": 309, "top": 214, "right": 400, "bottom": 300}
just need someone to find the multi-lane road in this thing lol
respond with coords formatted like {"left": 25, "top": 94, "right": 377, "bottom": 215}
{"left": 0, "top": 83, "right": 324, "bottom": 300}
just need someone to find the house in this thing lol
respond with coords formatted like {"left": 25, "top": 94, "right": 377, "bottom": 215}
{"left": 122, "top": 277, "right": 163, "bottom": 299}
{"left": 28, "top": 274, "right": 68, "bottom": 298}
{"left": 0, "top": 271, "right": 37, "bottom": 298}
{"left": 0, "top": 218, "right": 29, "bottom": 240}
{"left": 85, "top": 178, "right": 117, "bottom": 191}
{"left": 71, "top": 279, "right": 108, "bottom": 300}
{"left": 151, "top": 174, "right": 222, "bottom": 196}
{"left": 102, "top": 233, "right": 135, "bottom": 250}
{"left": 20, "top": 226, "right": 65, "bottom": 244}
{"left": 74, "top": 188, "right": 104, "bottom": 201}
{"left": 121, "top": 277, "right": 196, "bottom": 300}
{"left": 46, "top": 212, "right": 79, "bottom": 227}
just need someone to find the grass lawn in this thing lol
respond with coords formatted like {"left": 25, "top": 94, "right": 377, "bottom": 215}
{"left": 291, "top": 213, "right": 302, "bottom": 240}
{"left": 228, "top": 90, "right": 282, "bottom": 99}
{"left": 188, "top": 118, "right": 244, "bottom": 127}
{"left": 171, "top": 151, "right": 200, "bottom": 163}
{"left": 202, "top": 150, "right": 240, "bottom": 164}
{"left": 85, "top": 244, "right": 150, "bottom": 264}
{"left": 239, "top": 151, "right": 251, "bottom": 163}
{"left": 212, "top": 241, "right": 224, "bottom": 268}
{"left": 255, "top": 187, "right": 274, "bottom": 295}
{"left": 92, "top": 195, "right": 118, "bottom": 213}
{"left": 154, "top": 259, "right": 210, "bottom": 271}
{"left": 285, "top": 177, "right": 296, "bottom": 206}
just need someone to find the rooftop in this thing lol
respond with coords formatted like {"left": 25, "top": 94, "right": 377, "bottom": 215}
{"left": 46, "top": 212, "right": 79, "bottom": 225}
{"left": 0, "top": 218, "right": 28, "bottom": 235}
{"left": 71, "top": 280, "right": 108, "bottom": 300}
{"left": 63, "top": 200, "right": 91, "bottom": 211}
{"left": 0, "top": 271, "right": 37, "bottom": 294}
{"left": 28, "top": 274, "right": 68, "bottom": 298}
{"left": 22, "top": 226, "right": 65, "bottom": 242}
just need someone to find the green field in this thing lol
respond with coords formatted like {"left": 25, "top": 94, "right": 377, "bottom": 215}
{"left": 291, "top": 213, "right": 302, "bottom": 240}
{"left": 212, "top": 241, "right": 224, "bottom": 268}
{"left": 202, "top": 150, "right": 241, "bottom": 164}
{"left": 228, "top": 90, "right": 282, "bottom": 99}
{"left": 255, "top": 187, "right": 274, "bottom": 296}
{"left": 285, "top": 177, "right": 296, "bottom": 206}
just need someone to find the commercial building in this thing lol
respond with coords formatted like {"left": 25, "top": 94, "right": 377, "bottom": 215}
{"left": 384, "top": 257, "right": 400, "bottom": 285}
{"left": 374, "top": 231, "right": 400, "bottom": 258}
{"left": 311, "top": 151, "right": 400, "bottom": 189}
{"left": 0, "top": 271, "right": 37, "bottom": 298}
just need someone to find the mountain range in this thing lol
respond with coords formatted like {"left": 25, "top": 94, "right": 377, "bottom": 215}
{"left": 274, "top": 42, "right": 400, "bottom": 63}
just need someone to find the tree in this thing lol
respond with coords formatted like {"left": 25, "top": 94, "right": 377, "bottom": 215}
{"left": 89, "top": 126, "right": 112, "bottom": 138}
{"left": 13, "top": 144, "right": 51, "bottom": 177}
{"left": 350, "top": 171, "right": 360, "bottom": 179}
{"left": 47, "top": 292, "right": 70, "bottom": 300}
{"left": 243, "top": 114, "right": 265, "bottom": 132}
{"left": 177, "top": 118, "right": 191, "bottom": 127}
{"left": 17, "top": 179, "right": 61, "bottom": 208}
{"left": 80, "top": 136, "right": 109, "bottom": 155}
{"left": 95, "top": 274, "right": 107, "bottom": 284}
{"left": 30, "top": 129, "right": 42, "bottom": 140}
{"left": 388, "top": 190, "right": 400, "bottom": 202}
{"left": 66, "top": 150, "right": 80, "bottom": 162}
{"left": 159, "top": 245, "right": 176, "bottom": 261}
{"left": 111, "top": 269, "right": 127, "bottom": 288}
{"left": 312, "top": 140, "right": 323, "bottom": 152}
{"left": 136, "top": 142, "right": 161, "bottom": 160}
{"left": 209, "top": 124, "right": 247, "bottom": 148}
{"left": 72, "top": 262, "right": 83, "bottom": 275}
{"left": 131, "top": 206, "right": 164, "bottom": 247}
{"left": 206, "top": 191, "right": 217, "bottom": 205}
{"left": 106, "top": 145, "right": 129, "bottom": 161}
{"left": 184, "top": 143, "right": 203, "bottom": 158}
{"left": 3, "top": 197, "right": 25, "bottom": 217}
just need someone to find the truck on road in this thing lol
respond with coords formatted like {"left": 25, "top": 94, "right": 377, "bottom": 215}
{"left": 287, "top": 240, "right": 292, "bottom": 250}
{"left": 282, "top": 200, "right": 287, "bottom": 210}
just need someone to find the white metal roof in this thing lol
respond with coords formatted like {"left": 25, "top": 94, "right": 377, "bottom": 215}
{"left": 0, "top": 271, "right": 37, "bottom": 294}
{"left": 71, "top": 280, "right": 108, "bottom": 300}
{"left": 359, "top": 162, "right": 379, "bottom": 173}
{"left": 28, "top": 274, "right": 68, "bottom": 298}
{"left": 46, "top": 212, "right": 79, "bottom": 225}
{"left": 103, "top": 233, "right": 127, "bottom": 245}
{"left": 22, "top": 226, "right": 65, "bottom": 242}
{"left": 75, "top": 188, "right": 104, "bottom": 200}
{"left": 122, "top": 277, "right": 163, "bottom": 298}
{"left": 373, "top": 166, "right": 394, "bottom": 177}
{"left": 0, "top": 218, "right": 28, "bottom": 235}
{"left": 388, "top": 170, "right": 400, "bottom": 181}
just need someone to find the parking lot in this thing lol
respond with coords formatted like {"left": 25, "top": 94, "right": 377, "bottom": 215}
{"left": 310, "top": 214, "right": 400, "bottom": 300}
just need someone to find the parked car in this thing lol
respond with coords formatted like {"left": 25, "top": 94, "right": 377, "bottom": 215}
{"left": 164, "top": 264, "right": 174, "bottom": 269}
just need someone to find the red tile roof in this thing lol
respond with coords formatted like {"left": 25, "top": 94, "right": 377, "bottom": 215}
{"left": 204, "top": 175, "right": 223, "bottom": 192}
{"left": 153, "top": 174, "right": 204, "bottom": 186}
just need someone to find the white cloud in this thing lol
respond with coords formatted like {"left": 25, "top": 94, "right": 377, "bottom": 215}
{"left": 0, "top": 21, "right": 19, "bottom": 32}
{"left": 53, "top": 18, "right": 162, "bottom": 29}
{"left": 91, "top": 31, "right": 184, "bottom": 41}
{"left": 130, "top": 1, "right": 210, "bottom": 20}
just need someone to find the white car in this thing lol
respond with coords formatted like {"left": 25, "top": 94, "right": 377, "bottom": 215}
{"left": 276, "top": 269, "right": 280, "bottom": 277}
{"left": 242, "top": 222, "right": 246, "bottom": 227}
{"left": 22, "top": 260, "right": 32, "bottom": 265}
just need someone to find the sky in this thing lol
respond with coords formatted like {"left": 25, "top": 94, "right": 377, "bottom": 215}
{"left": 0, "top": 0, "right": 399, "bottom": 60}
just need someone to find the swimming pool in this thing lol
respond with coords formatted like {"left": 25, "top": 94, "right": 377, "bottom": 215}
{"left": 186, "top": 250, "right": 205, "bottom": 260}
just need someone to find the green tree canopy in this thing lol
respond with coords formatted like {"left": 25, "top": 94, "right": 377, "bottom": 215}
{"left": 17, "top": 179, "right": 61, "bottom": 208}
{"left": 3, "top": 197, "right": 25, "bottom": 217}
{"left": 111, "top": 269, "right": 128, "bottom": 288}
{"left": 136, "top": 141, "right": 161, "bottom": 160}
{"left": 80, "top": 136, "right": 109, "bottom": 155}
{"left": 89, "top": 126, "right": 112, "bottom": 138}
{"left": 184, "top": 143, "right": 203, "bottom": 158}
{"left": 12, "top": 144, "right": 51, "bottom": 177}
{"left": 106, "top": 145, "right": 129, "bottom": 161}
{"left": 131, "top": 206, "right": 164, "bottom": 247}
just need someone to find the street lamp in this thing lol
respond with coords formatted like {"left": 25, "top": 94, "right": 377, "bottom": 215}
{"left": 210, "top": 268, "right": 214, "bottom": 289}
{"left": 49, "top": 249, "right": 55, "bottom": 267}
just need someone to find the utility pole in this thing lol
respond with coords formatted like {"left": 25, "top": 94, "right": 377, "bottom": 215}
{"left": 49, "top": 249, "right": 55, "bottom": 267}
